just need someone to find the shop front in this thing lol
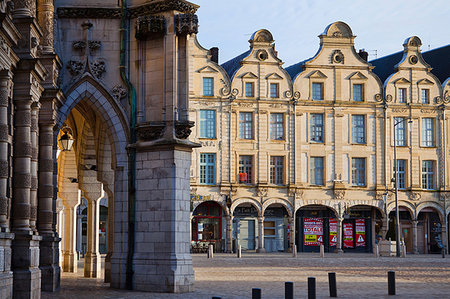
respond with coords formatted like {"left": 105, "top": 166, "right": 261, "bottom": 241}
{"left": 418, "top": 208, "right": 443, "bottom": 254}
{"left": 263, "top": 206, "right": 289, "bottom": 252}
{"left": 233, "top": 205, "right": 259, "bottom": 251}
{"left": 341, "top": 206, "right": 376, "bottom": 253}
{"left": 191, "top": 201, "right": 225, "bottom": 252}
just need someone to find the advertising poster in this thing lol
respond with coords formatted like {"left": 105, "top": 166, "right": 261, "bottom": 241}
{"left": 355, "top": 218, "right": 366, "bottom": 247}
{"left": 329, "top": 218, "right": 337, "bottom": 247}
{"left": 343, "top": 222, "right": 354, "bottom": 248}
{"left": 304, "top": 218, "right": 323, "bottom": 246}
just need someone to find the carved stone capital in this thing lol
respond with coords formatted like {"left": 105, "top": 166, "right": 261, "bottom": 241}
{"left": 174, "top": 13, "right": 198, "bottom": 36}
{"left": 175, "top": 120, "right": 194, "bottom": 139}
{"left": 135, "top": 15, "right": 166, "bottom": 40}
{"left": 136, "top": 122, "right": 165, "bottom": 141}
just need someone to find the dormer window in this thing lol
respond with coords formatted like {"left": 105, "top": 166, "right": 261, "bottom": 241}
{"left": 270, "top": 83, "right": 279, "bottom": 98}
{"left": 312, "top": 83, "right": 323, "bottom": 100}
{"left": 398, "top": 88, "right": 406, "bottom": 103}
{"left": 353, "top": 84, "right": 364, "bottom": 102}
{"left": 202, "top": 77, "right": 214, "bottom": 96}
{"left": 245, "top": 82, "right": 254, "bottom": 97}
{"left": 421, "top": 89, "right": 430, "bottom": 104}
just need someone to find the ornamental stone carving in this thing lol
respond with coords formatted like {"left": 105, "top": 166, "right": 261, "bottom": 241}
{"left": 57, "top": 7, "right": 121, "bottom": 19}
{"left": 256, "top": 186, "right": 268, "bottom": 197}
{"left": 375, "top": 93, "right": 383, "bottom": 102}
{"left": 91, "top": 59, "right": 106, "bottom": 79}
{"left": 89, "top": 41, "right": 102, "bottom": 51}
{"left": 72, "top": 41, "right": 86, "bottom": 50}
{"left": 136, "top": 122, "right": 165, "bottom": 141}
{"left": 334, "top": 190, "right": 345, "bottom": 200}
{"left": 112, "top": 85, "right": 127, "bottom": 101}
{"left": 410, "top": 192, "right": 421, "bottom": 201}
{"left": 331, "top": 50, "right": 344, "bottom": 64}
{"left": 174, "top": 13, "right": 198, "bottom": 36}
{"left": 67, "top": 60, "right": 83, "bottom": 77}
{"left": 385, "top": 94, "right": 393, "bottom": 102}
{"left": 135, "top": 15, "right": 166, "bottom": 40}
{"left": 175, "top": 121, "right": 194, "bottom": 139}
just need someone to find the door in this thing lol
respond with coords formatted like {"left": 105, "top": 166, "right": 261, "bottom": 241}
{"left": 239, "top": 219, "right": 255, "bottom": 250}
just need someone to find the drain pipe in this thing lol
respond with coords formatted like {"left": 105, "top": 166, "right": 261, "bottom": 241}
{"left": 120, "top": 0, "right": 137, "bottom": 290}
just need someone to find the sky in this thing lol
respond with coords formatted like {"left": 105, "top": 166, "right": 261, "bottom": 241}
{"left": 193, "top": 0, "right": 449, "bottom": 67}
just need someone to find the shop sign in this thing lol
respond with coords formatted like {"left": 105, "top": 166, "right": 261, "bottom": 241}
{"left": 304, "top": 218, "right": 323, "bottom": 246}
{"left": 329, "top": 218, "right": 337, "bottom": 246}
{"left": 355, "top": 218, "right": 366, "bottom": 247}
{"left": 191, "top": 195, "right": 212, "bottom": 201}
{"left": 343, "top": 222, "right": 353, "bottom": 248}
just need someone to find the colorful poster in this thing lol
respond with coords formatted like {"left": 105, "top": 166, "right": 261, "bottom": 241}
{"left": 343, "top": 222, "right": 354, "bottom": 248}
{"left": 356, "top": 218, "right": 366, "bottom": 247}
{"left": 304, "top": 218, "right": 323, "bottom": 246}
{"left": 329, "top": 218, "right": 337, "bottom": 247}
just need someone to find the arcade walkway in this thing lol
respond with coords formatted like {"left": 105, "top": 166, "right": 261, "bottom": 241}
{"left": 43, "top": 253, "right": 450, "bottom": 298}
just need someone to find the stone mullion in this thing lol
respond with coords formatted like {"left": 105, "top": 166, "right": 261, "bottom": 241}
{"left": 0, "top": 74, "right": 10, "bottom": 230}
{"left": 12, "top": 99, "right": 33, "bottom": 231}
{"left": 37, "top": 123, "right": 55, "bottom": 234}
{"left": 29, "top": 103, "right": 39, "bottom": 232}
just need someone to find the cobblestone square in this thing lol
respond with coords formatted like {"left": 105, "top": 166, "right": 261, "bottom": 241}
{"left": 43, "top": 253, "right": 450, "bottom": 299}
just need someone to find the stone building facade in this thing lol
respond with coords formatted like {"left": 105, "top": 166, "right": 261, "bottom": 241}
{"left": 0, "top": 0, "right": 199, "bottom": 298}
{"left": 188, "top": 22, "right": 450, "bottom": 256}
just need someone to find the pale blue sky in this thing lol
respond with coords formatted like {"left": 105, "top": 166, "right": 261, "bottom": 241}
{"left": 194, "top": 0, "right": 448, "bottom": 66}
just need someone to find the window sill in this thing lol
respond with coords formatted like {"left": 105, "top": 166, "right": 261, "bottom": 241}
{"left": 350, "top": 143, "right": 367, "bottom": 146}
{"left": 309, "top": 141, "right": 325, "bottom": 144}
{"left": 420, "top": 145, "right": 437, "bottom": 148}
{"left": 199, "top": 184, "right": 217, "bottom": 187}
{"left": 199, "top": 138, "right": 217, "bottom": 140}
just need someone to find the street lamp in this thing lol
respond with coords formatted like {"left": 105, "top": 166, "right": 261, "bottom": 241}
{"left": 59, "top": 125, "right": 74, "bottom": 151}
{"left": 393, "top": 117, "right": 413, "bottom": 257}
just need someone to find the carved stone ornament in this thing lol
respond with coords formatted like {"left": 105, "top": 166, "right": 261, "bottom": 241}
{"left": 175, "top": 120, "right": 194, "bottom": 139}
{"left": 72, "top": 41, "right": 86, "bottom": 50}
{"left": 334, "top": 190, "right": 345, "bottom": 200}
{"left": 256, "top": 186, "right": 268, "bottom": 197}
{"left": 112, "top": 85, "right": 128, "bottom": 101}
{"left": 89, "top": 41, "right": 102, "bottom": 51}
{"left": 285, "top": 90, "right": 292, "bottom": 98}
{"left": 67, "top": 60, "right": 84, "bottom": 77}
{"left": 256, "top": 50, "right": 268, "bottom": 61}
{"left": 440, "top": 193, "right": 448, "bottom": 201}
{"left": 175, "top": 13, "right": 199, "bottom": 36}
{"left": 57, "top": 7, "right": 122, "bottom": 19}
{"left": 190, "top": 187, "right": 197, "bottom": 195}
{"left": 220, "top": 79, "right": 231, "bottom": 96}
{"left": 91, "top": 59, "right": 106, "bottom": 79}
{"left": 375, "top": 93, "right": 383, "bottom": 102}
{"left": 409, "top": 55, "right": 418, "bottom": 65}
{"left": 135, "top": 15, "right": 166, "bottom": 40}
{"left": 331, "top": 50, "right": 344, "bottom": 64}
{"left": 385, "top": 94, "right": 393, "bottom": 102}
{"left": 293, "top": 91, "right": 301, "bottom": 100}
{"left": 136, "top": 122, "right": 165, "bottom": 141}
{"left": 410, "top": 192, "right": 421, "bottom": 201}
{"left": 435, "top": 96, "right": 443, "bottom": 104}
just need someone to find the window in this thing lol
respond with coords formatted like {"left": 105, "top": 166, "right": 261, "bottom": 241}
{"left": 421, "top": 89, "right": 429, "bottom": 104}
{"left": 398, "top": 88, "right": 406, "bottom": 103}
{"left": 239, "top": 112, "right": 253, "bottom": 139}
{"left": 352, "top": 158, "right": 365, "bottom": 186}
{"left": 239, "top": 155, "right": 253, "bottom": 184}
{"left": 200, "top": 153, "right": 215, "bottom": 185}
{"left": 310, "top": 157, "right": 324, "bottom": 185}
{"left": 270, "top": 156, "right": 284, "bottom": 185}
{"left": 352, "top": 115, "right": 365, "bottom": 144}
{"left": 202, "top": 77, "right": 213, "bottom": 96}
{"left": 353, "top": 84, "right": 363, "bottom": 101}
{"left": 310, "top": 113, "right": 324, "bottom": 143}
{"left": 394, "top": 159, "right": 406, "bottom": 189}
{"left": 312, "top": 82, "right": 323, "bottom": 100}
{"left": 245, "top": 82, "right": 254, "bottom": 97}
{"left": 422, "top": 160, "right": 435, "bottom": 190}
{"left": 199, "top": 110, "right": 216, "bottom": 139}
{"left": 393, "top": 117, "right": 406, "bottom": 146}
{"left": 421, "top": 118, "right": 435, "bottom": 147}
{"left": 270, "top": 113, "right": 284, "bottom": 140}
{"left": 270, "top": 83, "right": 279, "bottom": 98}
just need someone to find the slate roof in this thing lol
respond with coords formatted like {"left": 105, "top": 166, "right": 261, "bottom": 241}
{"left": 370, "top": 45, "right": 450, "bottom": 84}
{"left": 220, "top": 49, "right": 252, "bottom": 79}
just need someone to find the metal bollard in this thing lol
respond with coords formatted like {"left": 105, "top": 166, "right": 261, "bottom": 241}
{"left": 374, "top": 244, "right": 379, "bottom": 258}
{"left": 207, "top": 244, "right": 214, "bottom": 258}
{"left": 308, "top": 277, "right": 316, "bottom": 299}
{"left": 388, "top": 271, "right": 395, "bottom": 295}
{"left": 252, "top": 288, "right": 261, "bottom": 299}
{"left": 320, "top": 244, "right": 324, "bottom": 258}
{"left": 237, "top": 245, "right": 242, "bottom": 258}
{"left": 285, "top": 281, "right": 294, "bottom": 299}
{"left": 293, "top": 245, "right": 297, "bottom": 257}
{"left": 328, "top": 272, "right": 337, "bottom": 297}
{"left": 212, "top": 297, "right": 221, "bottom": 299}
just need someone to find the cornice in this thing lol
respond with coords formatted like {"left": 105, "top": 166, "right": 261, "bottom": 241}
{"left": 57, "top": 0, "right": 199, "bottom": 19}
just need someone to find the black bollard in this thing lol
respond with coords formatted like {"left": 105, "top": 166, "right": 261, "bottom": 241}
{"left": 252, "top": 288, "right": 262, "bottom": 299}
{"left": 212, "top": 297, "right": 221, "bottom": 299}
{"left": 388, "top": 271, "right": 395, "bottom": 295}
{"left": 328, "top": 272, "right": 337, "bottom": 297}
{"left": 308, "top": 277, "right": 316, "bottom": 299}
{"left": 285, "top": 281, "right": 294, "bottom": 299}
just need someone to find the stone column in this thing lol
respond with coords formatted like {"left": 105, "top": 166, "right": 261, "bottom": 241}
{"left": 226, "top": 214, "right": 233, "bottom": 253}
{"left": 0, "top": 71, "right": 13, "bottom": 299}
{"left": 37, "top": 0, "right": 54, "bottom": 54}
{"left": 288, "top": 216, "right": 295, "bottom": 252}
{"left": 60, "top": 190, "right": 80, "bottom": 273}
{"left": 335, "top": 217, "right": 344, "bottom": 253}
{"left": 104, "top": 195, "right": 114, "bottom": 283}
{"left": 83, "top": 192, "right": 102, "bottom": 278}
{"left": 412, "top": 220, "right": 419, "bottom": 254}
{"left": 13, "top": 0, "right": 36, "bottom": 17}
{"left": 29, "top": 103, "right": 39, "bottom": 232}
{"left": 256, "top": 215, "right": 265, "bottom": 253}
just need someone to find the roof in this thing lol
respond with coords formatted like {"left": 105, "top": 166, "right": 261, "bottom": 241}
{"left": 370, "top": 45, "right": 450, "bottom": 84}
{"left": 220, "top": 49, "right": 251, "bottom": 79}
{"left": 285, "top": 60, "right": 306, "bottom": 80}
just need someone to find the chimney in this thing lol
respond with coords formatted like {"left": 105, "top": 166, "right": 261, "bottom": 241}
{"left": 210, "top": 47, "right": 219, "bottom": 63}
{"left": 358, "top": 49, "right": 368, "bottom": 61}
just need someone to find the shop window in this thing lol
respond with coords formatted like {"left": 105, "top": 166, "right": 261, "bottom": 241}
{"left": 270, "top": 113, "right": 284, "bottom": 140}
{"left": 192, "top": 202, "right": 222, "bottom": 243}
{"left": 199, "top": 110, "right": 216, "bottom": 139}
{"left": 202, "top": 77, "right": 214, "bottom": 96}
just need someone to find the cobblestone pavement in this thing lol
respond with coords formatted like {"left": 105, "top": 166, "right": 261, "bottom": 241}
{"left": 43, "top": 253, "right": 450, "bottom": 299}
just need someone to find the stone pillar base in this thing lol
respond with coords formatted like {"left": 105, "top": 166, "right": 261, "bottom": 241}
{"left": 334, "top": 248, "right": 344, "bottom": 254}
{"left": 63, "top": 252, "right": 77, "bottom": 273}
{"left": 256, "top": 248, "right": 266, "bottom": 253}
{"left": 12, "top": 233, "right": 42, "bottom": 299}
{"left": 0, "top": 232, "right": 14, "bottom": 299}
{"left": 84, "top": 252, "right": 101, "bottom": 278}
{"left": 40, "top": 235, "right": 61, "bottom": 291}
{"left": 132, "top": 254, "right": 194, "bottom": 293}
{"left": 104, "top": 252, "right": 112, "bottom": 283}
